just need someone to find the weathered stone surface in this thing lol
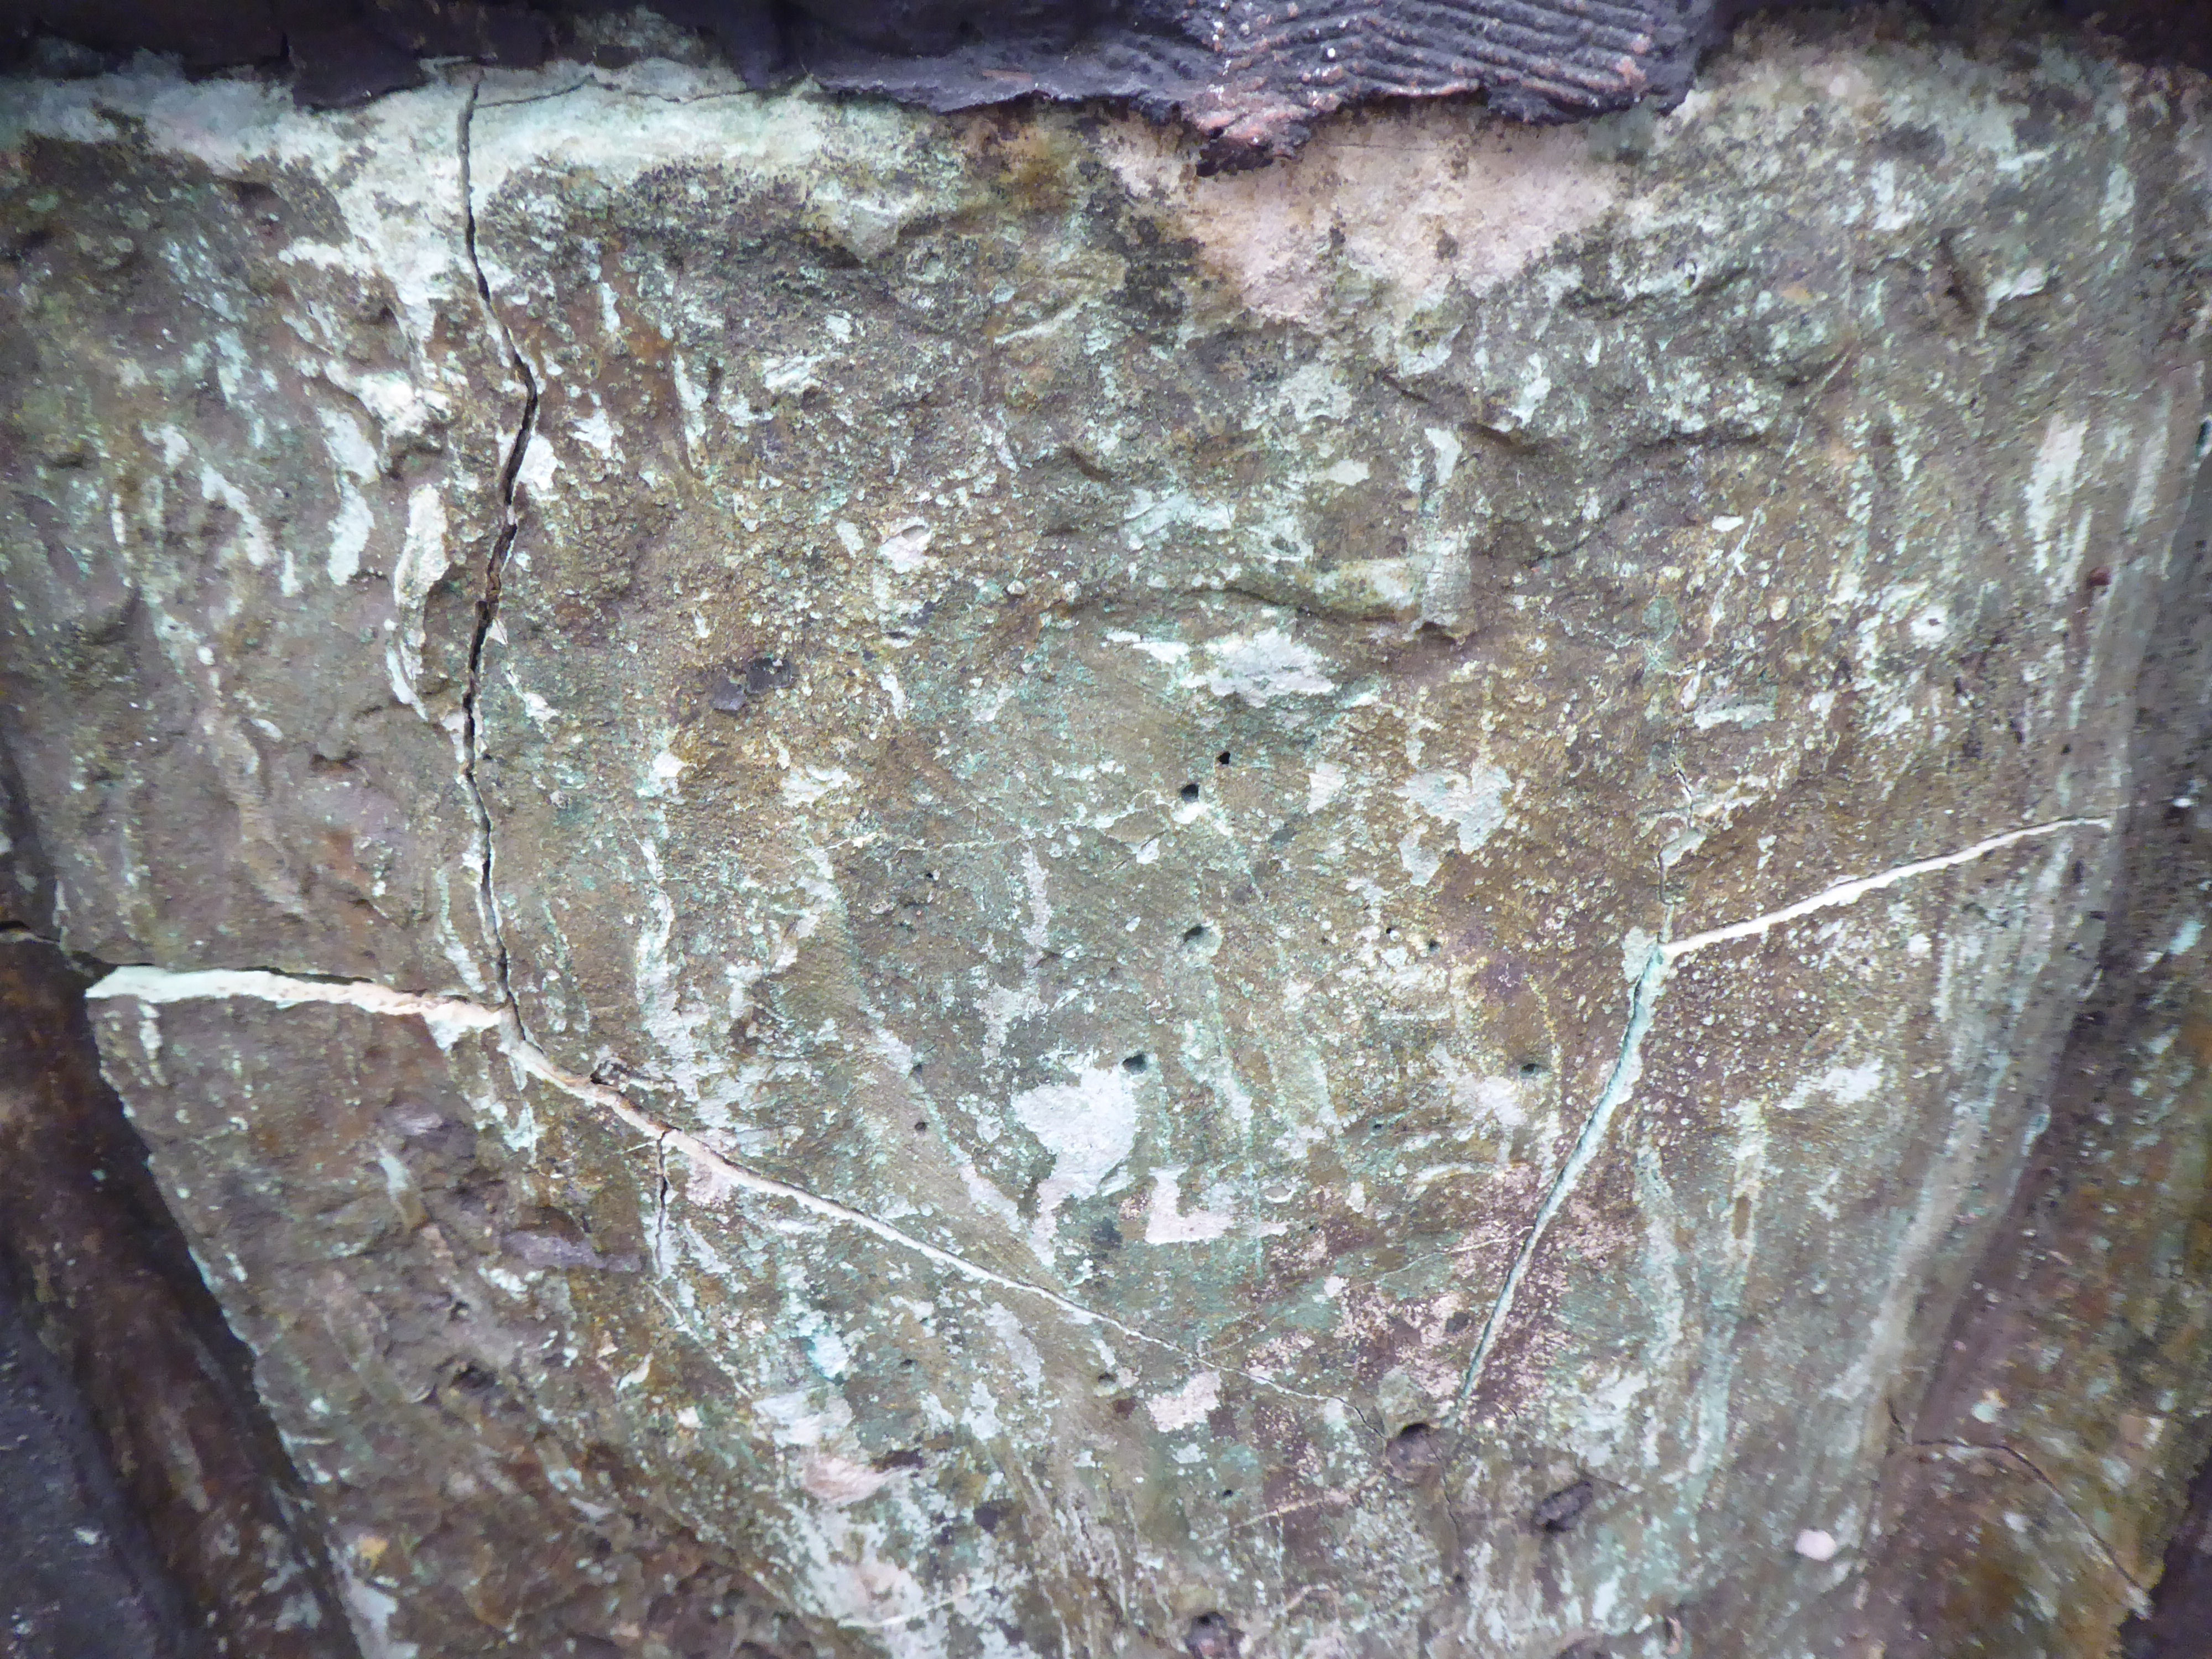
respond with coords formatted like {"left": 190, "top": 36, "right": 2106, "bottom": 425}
{"left": 4, "top": 15, "right": 2212, "bottom": 1659}
{"left": 1846, "top": 456, "right": 2212, "bottom": 1656}
{"left": 83, "top": 983, "right": 831, "bottom": 1657}
{"left": 0, "top": 77, "right": 518, "bottom": 993}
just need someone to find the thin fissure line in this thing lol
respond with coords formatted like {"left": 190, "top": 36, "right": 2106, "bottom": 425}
{"left": 83, "top": 966, "right": 1341, "bottom": 1413}
{"left": 1911, "top": 1436, "right": 2148, "bottom": 1606}
{"left": 834, "top": 1579, "right": 997, "bottom": 1632}
{"left": 654, "top": 1131, "right": 670, "bottom": 1271}
{"left": 479, "top": 69, "right": 761, "bottom": 111}
{"left": 456, "top": 79, "right": 541, "bottom": 1030}
{"left": 1448, "top": 943, "right": 1666, "bottom": 1425}
{"left": 496, "top": 1031, "right": 1344, "bottom": 1406}
{"left": 1661, "top": 817, "right": 2113, "bottom": 962}
{"left": 434, "top": 79, "right": 1333, "bottom": 1411}
{"left": 1448, "top": 816, "right": 2110, "bottom": 1427}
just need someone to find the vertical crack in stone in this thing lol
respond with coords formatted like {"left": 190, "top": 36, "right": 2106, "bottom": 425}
{"left": 1450, "top": 816, "right": 2112, "bottom": 1427}
{"left": 456, "top": 79, "right": 539, "bottom": 1028}
{"left": 653, "top": 1131, "right": 671, "bottom": 1273}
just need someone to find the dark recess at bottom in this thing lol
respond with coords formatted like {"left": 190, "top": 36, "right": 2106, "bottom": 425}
{"left": 0, "top": 937, "right": 357, "bottom": 1659}
{"left": 2125, "top": 1442, "right": 2212, "bottom": 1658}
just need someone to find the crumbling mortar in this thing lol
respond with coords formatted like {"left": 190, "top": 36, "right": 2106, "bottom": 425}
{"left": 456, "top": 78, "right": 541, "bottom": 1034}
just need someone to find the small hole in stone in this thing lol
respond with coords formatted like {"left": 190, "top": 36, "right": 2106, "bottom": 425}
{"left": 1425, "top": 937, "right": 1441, "bottom": 953}
{"left": 1520, "top": 1060, "right": 1547, "bottom": 1077}
{"left": 1217, "top": 750, "right": 1233, "bottom": 766}
{"left": 1123, "top": 1052, "right": 1149, "bottom": 1072}
{"left": 1180, "top": 781, "right": 1202, "bottom": 801}
{"left": 912, "top": 1119, "right": 928, "bottom": 1133}
{"left": 1182, "top": 924, "right": 1208, "bottom": 945}
{"left": 1532, "top": 1477, "right": 1596, "bottom": 1533}
{"left": 1185, "top": 1613, "right": 1241, "bottom": 1659}
{"left": 1384, "top": 1421, "right": 1446, "bottom": 1479}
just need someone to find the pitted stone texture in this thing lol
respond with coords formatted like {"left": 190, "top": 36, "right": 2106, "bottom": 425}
{"left": 478, "top": 34, "right": 2204, "bottom": 1652}
{"left": 86, "top": 990, "right": 837, "bottom": 1658}
{"left": 0, "top": 76, "right": 518, "bottom": 992}
{"left": 4, "top": 19, "right": 2211, "bottom": 1659}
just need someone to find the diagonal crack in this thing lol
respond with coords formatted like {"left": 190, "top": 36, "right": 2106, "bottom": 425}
{"left": 79, "top": 809, "right": 2105, "bottom": 1454}
{"left": 84, "top": 965, "right": 1344, "bottom": 1413}
{"left": 455, "top": 79, "right": 540, "bottom": 1027}
{"left": 1448, "top": 815, "right": 2111, "bottom": 1426}
{"left": 1655, "top": 818, "right": 2113, "bottom": 963}
{"left": 1907, "top": 1433, "right": 2150, "bottom": 1612}
{"left": 1449, "top": 941, "right": 1667, "bottom": 1423}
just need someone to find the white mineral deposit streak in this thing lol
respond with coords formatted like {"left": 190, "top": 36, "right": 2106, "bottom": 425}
{"left": 85, "top": 964, "right": 1335, "bottom": 1409}
{"left": 89, "top": 964, "right": 503, "bottom": 1047}
{"left": 1449, "top": 815, "right": 2111, "bottom": 1422}
{"left": 1657, "top": 818, "right": 2112, "bottom": 961}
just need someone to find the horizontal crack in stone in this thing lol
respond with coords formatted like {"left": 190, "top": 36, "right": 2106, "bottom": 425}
{"left": 85, "top": 964, "right": 1342, "bottom": 1412}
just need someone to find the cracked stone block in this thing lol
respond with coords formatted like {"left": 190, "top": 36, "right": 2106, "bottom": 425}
{"left": 0, "top": 77, "right": 519, "bottom": 993}
{"left": 82, "top": 981, "right": 834, "bottom": 1656}
{"left": 4, "top": 13, "right": 2212, "bottom": 1659}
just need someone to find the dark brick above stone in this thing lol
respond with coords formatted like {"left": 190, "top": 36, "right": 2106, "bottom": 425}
{"left": 10, "top": 2, "right": 2212, "bottom": 161}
